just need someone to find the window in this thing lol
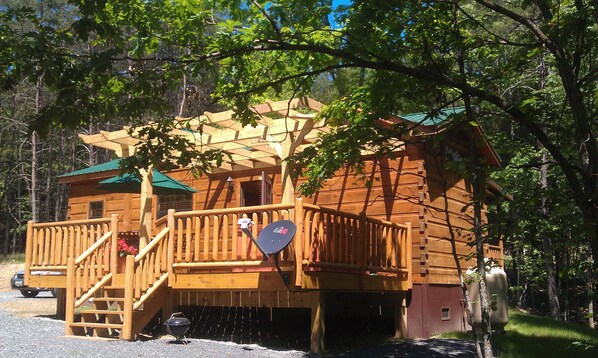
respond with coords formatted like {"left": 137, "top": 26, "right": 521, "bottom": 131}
{"left": 88, "top": 201, "right": 104, "bottom": 219}
{"left": 157, "top": 194, "right": 193, "bottom": 219}
{"left": 441, "top": 307, "right": 450, "bottom": 321}
{"left": 240, "top": 173, "right": 272, "bottom": 207}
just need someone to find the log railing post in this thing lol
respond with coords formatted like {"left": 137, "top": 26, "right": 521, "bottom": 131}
{"left": 64, "top": 258, "right": 75, "bottom": 335}
{"left": 358, "top": 214, "right": 366, "bottom": 288}
{"left": 406, "top": 222, "right": 412, "bottom": 288}
{"left": 24, "top": 220, "right": 33, "bottom": 286}
{"left": 294, "top": 198, "right": 303, "bottom": 287}
{"left": 167, "top": 209, "right": 175, "bottom": 286}
{"left": 110, "top": 214, "right": 118, "bottom": 274}
{"left": 121, "top": 254, "right": 135, "bottom": 340}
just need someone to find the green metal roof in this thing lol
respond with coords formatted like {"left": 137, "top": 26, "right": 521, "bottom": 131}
{"left": 400, "top": 106, "right": 465, "bottom": 126}
{"left": 58, "top": 159, "right": 121, "bottom": 178}
{"left": 97, "top": 170, "right": 197, "bottom": 195}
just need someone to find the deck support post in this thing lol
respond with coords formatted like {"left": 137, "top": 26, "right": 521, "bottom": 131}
{"left": 160, "top": 287, "right": 176, "bottom": 323}
{"left": 110, "top": 214, "right": 119, "bottom": 273}
{"left": 55, "top": 288, "right": 66, "bottom": 320}
{"left": 280, "top": 135, "right": 296, "bottom": 205}
{"left": 309, "top": 291, "right": 326, "bottom": 355}
{"left": 122, "top": 255, "right": 135, "bottom": 340}
{"left": 167, "top": 209, "right": 175, "bottom": 286}
{"left": 139, "top": 167, "right": 153, "bottom": 249}
{"left": 24, "top": 220, "right": 33, "bottom": 286}
{"left": 294, "top": 198, "right": 304, "bottom": 287}
{"left": 394, "top": 294, "right": 408, "bottom": 338}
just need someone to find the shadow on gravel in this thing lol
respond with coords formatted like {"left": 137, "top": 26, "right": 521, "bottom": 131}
{"left": 330, "top": 339, "right": 476, "bottom": 357}
{"left": 36, "top": 314, "right": 59, "bottom": 320}
{"left": 142, "top": 306, "right": 475, "bottom": 357}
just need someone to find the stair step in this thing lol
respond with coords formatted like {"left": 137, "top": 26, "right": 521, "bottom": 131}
{"left": 92, "top": 297, "right": 125, "bottom": 302}
{"left": 70, "top": 322, "right": 123, "bottom": 329}
{"left": 80, "top": 309, "right": 125, "bottom": 315}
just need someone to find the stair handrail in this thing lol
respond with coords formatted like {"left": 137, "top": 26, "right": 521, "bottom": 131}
{"left": 121, "top": 223, "right": 171, "bottom": 340}
{"left": 65, "top": 214, "right": 118, "bottom": 336}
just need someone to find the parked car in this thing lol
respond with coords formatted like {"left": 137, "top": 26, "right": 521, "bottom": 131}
{"left": 10, "top": 269, "right": 58, "bottom": 298}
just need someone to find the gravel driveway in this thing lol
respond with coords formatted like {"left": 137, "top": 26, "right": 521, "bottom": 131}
{"left": 0, "top": 290, "right": 475, "bottom": 357}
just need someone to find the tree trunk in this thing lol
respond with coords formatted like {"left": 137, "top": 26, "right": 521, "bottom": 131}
{"left": 471, "top": 147, "right": 493, "bottom": 358}
{"left": 466, "top": 107, "right": 493, "bottom": 358}
{"left": 44, "top": 137, "right": 53, "bottom": 222}
{"left": 540, "top": 148, "right": 561, "bottom": 320}
{"left": 31, "top": 76, "right": 42, "bottom": 223}
{"left": 586, "top": 266, "right": 596, "bottom": 329}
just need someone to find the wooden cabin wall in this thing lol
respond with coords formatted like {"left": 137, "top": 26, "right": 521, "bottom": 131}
{"left": 67, "top": 180, "right": 144, "bottom": 232}
{"left": 421, "top": 146, "right": 483, "bottom": 285}
{"left": 297, "top": 145, "right": 425, "bottom": 285}
{"left": 63, "top": 140, "right": 487, "bottom": 287}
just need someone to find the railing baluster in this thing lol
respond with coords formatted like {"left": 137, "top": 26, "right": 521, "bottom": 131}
{"left": 50, "top": 228, "right": 56, "bottom": 266}
{"left": 241, "top": 214, "right": 248, "bottom": 260}
{"left": 176, "top": 218, "right": 183, "bottom": 262}
{"left": 250, "top": 213, "right": 258, "bottom": 260}
{"left": 43, "top": 228, "right": 50, "bottom": 265}
{"left": 194, "top": 217, "right": 201, "bottom": 262}
{"left": 212, "top": 216, "right": 219, "bottom": 261}
{"left": 185, "top": 218, "right": 192, "bottom": 262}
{"left": 203, "top": 216, "right": 210, "bottom": 261}
{"left": 232, "top": 214, "right": 239, "bottom": 260}
{"left": 222, "top": 215, "right": 229, "bottom": 261}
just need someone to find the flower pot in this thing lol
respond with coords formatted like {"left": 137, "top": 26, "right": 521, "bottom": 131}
{"left": 117, "top": 256, "right": 127, "bottom": 273}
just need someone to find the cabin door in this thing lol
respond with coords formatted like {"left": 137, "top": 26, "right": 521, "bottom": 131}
{"left": 240, "top": 171, "right": 272, "bottom": 207}
{"left": 240, "top": 172, "right": 272, "bottom": 223}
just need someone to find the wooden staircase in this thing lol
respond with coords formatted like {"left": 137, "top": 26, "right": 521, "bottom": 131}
{"left": 64, "top": 215, "right": 173, "bottom": 340}
{"left": 67, "top": 284, "right": 168, "bottom": 339}
{"left": 69, "top": 288, "right": 126, "bottom": 338}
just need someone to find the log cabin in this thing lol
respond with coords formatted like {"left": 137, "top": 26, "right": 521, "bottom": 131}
{"left": 23, "top": 97, "right": 505, "bottom": 354}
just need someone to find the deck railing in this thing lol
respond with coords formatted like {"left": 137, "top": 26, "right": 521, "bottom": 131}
{"left": 166, "top": 199, "right": 412, "bottom": 288}
{"left": 485, "top": 241, "right": 504, "bottom": 267}
{"left": 25, "top": 216, "right": 114, "bottom": 286}
{"left": 169, "top": 203, "right": 295, "bottom": 269}
{"left": 64, "top": 215, "right": 118, "bottom": 334}
{"left": 301, "top": 203, "right": 412, "bottom": 283}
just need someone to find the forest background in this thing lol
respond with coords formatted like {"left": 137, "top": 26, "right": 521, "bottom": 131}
{"left": 0, "top": 0, "right": 596, "bottom": 336}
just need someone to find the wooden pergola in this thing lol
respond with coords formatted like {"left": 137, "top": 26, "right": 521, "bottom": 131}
{"left": 79, "top": 96, "right": 329, "bottom": 245}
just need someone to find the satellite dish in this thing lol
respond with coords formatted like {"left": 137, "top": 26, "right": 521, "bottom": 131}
{"left": 239, "top": 219, "right": 296, "bottom": 288}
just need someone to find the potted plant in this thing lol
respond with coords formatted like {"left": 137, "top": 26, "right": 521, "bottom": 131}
{"left": 117, "top": 238, "right": 138, "bottom": 272}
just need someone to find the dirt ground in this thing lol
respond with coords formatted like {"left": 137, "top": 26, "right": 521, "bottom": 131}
{"left": 0, "top": 262, "right": 57, "bottom": 318}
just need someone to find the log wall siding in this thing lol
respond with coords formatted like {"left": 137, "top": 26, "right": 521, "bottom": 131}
{"left": 299, "top": 147, "right": 424, "bottom": 284}
{"left": 423, "top": 151, "right": 485, "bottom": 285}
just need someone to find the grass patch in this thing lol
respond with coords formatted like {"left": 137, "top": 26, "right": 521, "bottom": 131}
{"left": 438, "top": 309, "right": 598, "bottom": 357}
{"left": 0, "top": 253, "right": 25, "bottom": 264}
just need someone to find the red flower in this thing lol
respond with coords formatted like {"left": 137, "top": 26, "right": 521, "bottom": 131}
{"left": 117, "top": 238, "right": 138, "bottom": 257}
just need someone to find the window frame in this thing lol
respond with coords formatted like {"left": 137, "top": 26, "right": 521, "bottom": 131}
{"left": 88, "top": 200, "right": 105, "bottom": 219}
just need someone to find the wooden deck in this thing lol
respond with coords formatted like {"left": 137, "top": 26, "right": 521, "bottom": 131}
{"left": 24, "top": 198, "right": 414, "bottom": 353}
{"left": 25, "top": 198, "right": 414, "bottom": 291}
